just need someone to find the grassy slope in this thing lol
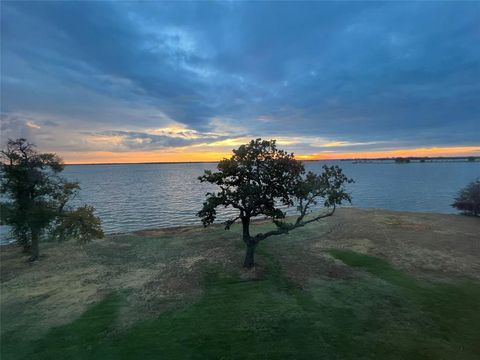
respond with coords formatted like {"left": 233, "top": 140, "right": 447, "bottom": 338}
{"left": 1, "top": 209, "right": 479, "bottom": 359}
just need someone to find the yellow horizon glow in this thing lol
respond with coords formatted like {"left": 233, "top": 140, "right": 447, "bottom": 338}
{"left": 62, "top": 146, "right": 480, "bottom": 164}
{"left": 303, "top": 146, "right": 480, "bottom": 160}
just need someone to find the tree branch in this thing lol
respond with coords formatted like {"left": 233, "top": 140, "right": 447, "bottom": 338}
{"left": 224, "top": 215, "right": 241, "bottom": 230}
{"left": 254, "top": 203, "right": 336, "bottom": 243}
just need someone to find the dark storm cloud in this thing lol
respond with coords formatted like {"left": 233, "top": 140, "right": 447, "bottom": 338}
{"left": 1, "top": 1, "right": 479, "bottom": 151}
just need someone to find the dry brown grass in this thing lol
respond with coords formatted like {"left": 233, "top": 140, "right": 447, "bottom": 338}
{"left": 1, "top": 208, "right": 478, "bottom": 342}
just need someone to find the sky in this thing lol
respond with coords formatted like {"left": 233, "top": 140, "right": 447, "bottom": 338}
{"left": 1, "top": 1, "right": 479, "bottom": 163}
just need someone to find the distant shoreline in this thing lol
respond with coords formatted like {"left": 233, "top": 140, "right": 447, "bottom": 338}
{"left": 64, "top": 156, "right": 479, "bottom": 166}
{"left": 111, "top": 206, "right": 474, "bottom": 238}
{"left": 0, "top": 207, "right": 470, "bottom": 247}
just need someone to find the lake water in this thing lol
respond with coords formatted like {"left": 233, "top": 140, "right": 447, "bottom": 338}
{"left": 1, "top": 161, "right": 479, "bottom": 243}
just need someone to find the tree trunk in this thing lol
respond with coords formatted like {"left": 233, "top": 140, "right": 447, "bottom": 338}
{"left": 30, "top": 230, "right": 39, "bottom": 262}
{"left": 241, "top": 216, "right": 255, "bottom": 268}
{"left": 243, "top": 244, "right": 256, "bottom": 269}
{"left": 241, "top": 216, "right": 250, "bottom": 241}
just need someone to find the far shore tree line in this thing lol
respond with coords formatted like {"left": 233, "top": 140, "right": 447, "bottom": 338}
{"left": 1, "top": 138, "right": 479, "bottom": 267}
{"left": 393, "top": 157, "right": 479, "bottom": 164}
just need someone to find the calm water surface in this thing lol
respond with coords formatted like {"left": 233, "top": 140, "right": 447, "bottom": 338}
{"left": 1, "top": 161, "right": 479, "bottom": 242}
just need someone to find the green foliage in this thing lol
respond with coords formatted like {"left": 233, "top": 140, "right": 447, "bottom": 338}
{"left": 199, "top": 139, "right": 354, "bottom": 228}
{"left": 198, "top": 139, "right": 305, "bottom": 225}
{"left": 0, "top": 138, "right": 103, "bottom": 259}
{"left": 0, "top": 203, "right": 10, "bottom": 225}
{"left": 197, "top": 138, "right": 353, "bottom": 267}
{"left": 53, "top": 205, "right": 104, "bottom": 243}
{"left": 452, "top": 179, "right": 480, "bottom": 216}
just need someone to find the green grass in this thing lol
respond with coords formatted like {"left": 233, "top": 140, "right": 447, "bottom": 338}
{"left": 329, "top": 250, "right": 480, "bottom": 358}
{"left": 2, "top": 249, "right": 480, "bottom": 360}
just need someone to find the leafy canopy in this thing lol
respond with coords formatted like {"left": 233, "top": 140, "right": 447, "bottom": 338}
{"left": 198, "top": 139, "right": 353, "bottom": 239}
{"left": 452, "top": 179, "right": 480, "bottom": 216}
{"left": 0, "top": 138, "right": 103, "bottom": 249}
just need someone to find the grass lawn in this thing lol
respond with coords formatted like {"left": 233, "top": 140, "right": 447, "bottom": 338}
{"left": 1, "top": 208, "right": 479, "bottom": 359}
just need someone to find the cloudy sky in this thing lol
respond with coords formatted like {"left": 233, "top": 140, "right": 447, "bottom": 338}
{"left": 1, "top": 1, "right": 479, "bottom": 163}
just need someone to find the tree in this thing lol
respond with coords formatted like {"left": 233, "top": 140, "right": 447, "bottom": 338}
{"left": 395, "top": 157, "right": 410, "bottom": 164}
{"left": 452, "top": 179, "right": 480, "bottom": 216}
{"left": 197, "top": 139, "right": 353, "bottom": 268}
{"left": 0, "top": 138, "right": 104, "bottom": 261}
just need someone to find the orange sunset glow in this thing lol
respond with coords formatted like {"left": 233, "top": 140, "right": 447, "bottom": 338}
{"left": 62, "top": 145, "right": 480, "bottom": 164}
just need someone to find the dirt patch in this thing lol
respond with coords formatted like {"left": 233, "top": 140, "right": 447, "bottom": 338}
{"left": 259, "top": 208, "right": 479, "bottom": 285}
{"left": 179, "top": 255, "right": 206, "bottom": 270}
{"left": 319, "top": 208, "right": 480, "bottom": 280}
{"left": 379, "top": 214, "right": 432, "bottom": 231}
{"left": 132, "top": 225, "right": 200, "bottom": 237}
{"left": 238, "top": 263, "right": 269, "bottom": 281}
{"left": 1, "top": 255, "right": 107, "bottom": 339}
{"left": 0, "top": 237, "right": 226, "bottom": 338}
{"left": 265, "top": 244, "right": 355, "bottom": 287}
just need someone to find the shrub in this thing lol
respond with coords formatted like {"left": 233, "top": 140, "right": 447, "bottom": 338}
{"left": 452, "top": 180, "right": 480, "bottom": 216}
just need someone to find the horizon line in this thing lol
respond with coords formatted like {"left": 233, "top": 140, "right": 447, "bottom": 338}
{"left": 64, "top": 155, "right": 480, "bottom": 166}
